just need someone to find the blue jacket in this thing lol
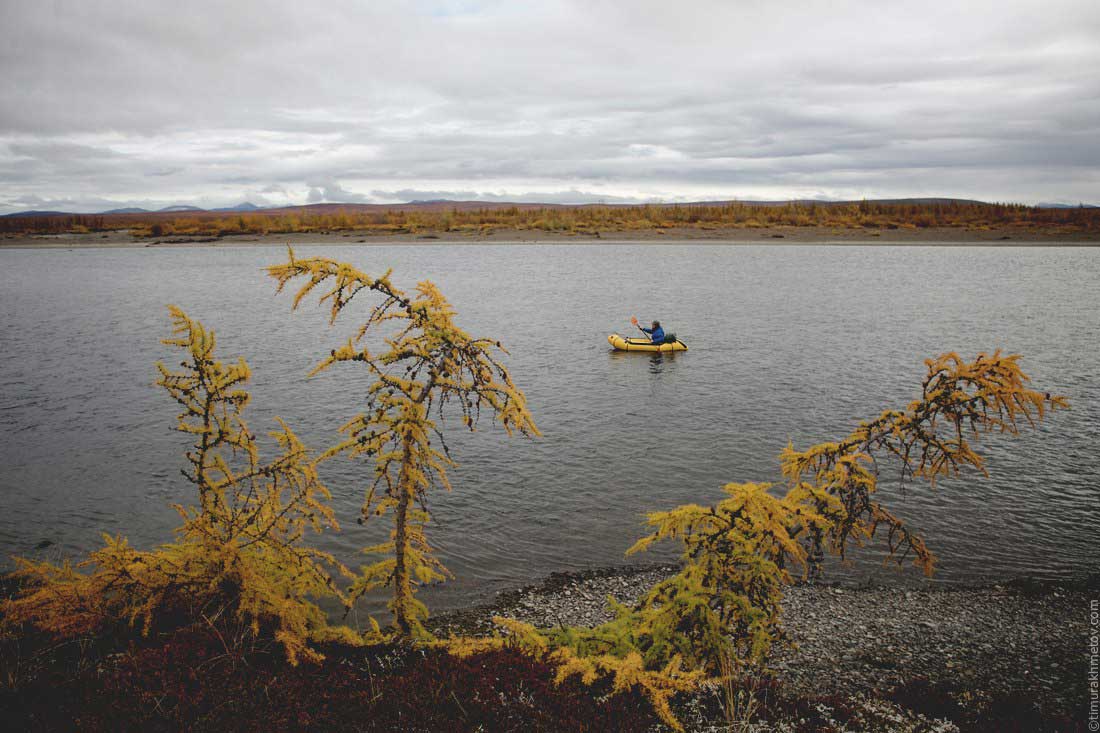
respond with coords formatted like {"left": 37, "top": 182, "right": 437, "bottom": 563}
{"left": 641, "top": 325, "right": 665, "bottom": 343}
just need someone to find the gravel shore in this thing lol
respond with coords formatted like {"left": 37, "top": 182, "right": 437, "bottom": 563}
{"left": 433, "top": 566, "right": 1095, "bottom": 730}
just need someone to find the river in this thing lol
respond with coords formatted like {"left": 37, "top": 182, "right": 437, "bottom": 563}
{"left": 1, "top": 242, "right": 1097, "bottom": 613}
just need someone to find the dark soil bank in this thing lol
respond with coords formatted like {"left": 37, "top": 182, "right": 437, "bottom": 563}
{"left": 3, "top": 569, "right": 1093, "bottom": 732}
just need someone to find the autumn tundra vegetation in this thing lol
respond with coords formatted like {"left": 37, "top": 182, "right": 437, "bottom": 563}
{"left": 0, "top": 251, "right": 1067, "bottom": 731}
{"left": 2, "top": 200, "right": 1099, "bottom": 238}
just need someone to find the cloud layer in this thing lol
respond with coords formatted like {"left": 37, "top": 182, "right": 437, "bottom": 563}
{"left": 2, "top": 0, "right": 1098, "bottom": 213}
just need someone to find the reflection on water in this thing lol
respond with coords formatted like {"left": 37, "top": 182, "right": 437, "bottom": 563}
{"left": 607, "top": 346, "right": 679, "bottom": 373}
{"left": 0, "top": 243, "right": 1098, "bottom": 614}
{"left": 648, "top": 351, "right": 679, "bottom": 373}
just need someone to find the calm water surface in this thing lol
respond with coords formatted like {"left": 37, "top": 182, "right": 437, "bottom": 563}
{"left": 1, "top": 243, "right": 1097, "bottom": 613}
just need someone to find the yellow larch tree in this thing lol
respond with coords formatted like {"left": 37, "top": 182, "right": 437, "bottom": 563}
{"left": 488, "top": 351, "right": 1065, "bottom": 730}
{"left": 267, "top": 249, "right": 539, "bottom": 639}
{"left": 2, "top": 307, "right": 357, "bottom": 664}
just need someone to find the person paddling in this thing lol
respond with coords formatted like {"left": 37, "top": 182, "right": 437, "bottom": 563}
{"left": 639, "top": 319, "right": 665, "bottom": 344}
{"left": 616, "top": 317, "right": 686, "bottom": 351}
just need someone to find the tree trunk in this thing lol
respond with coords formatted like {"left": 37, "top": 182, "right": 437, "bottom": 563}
{"left": 391, "top": 435, "right": 415, "bottom": 635}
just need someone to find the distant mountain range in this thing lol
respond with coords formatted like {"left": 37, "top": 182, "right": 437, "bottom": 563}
{"left": 98, "top": 202, "right": 262, "bottom": 215}
{"left": 2, "top": 198, "right": 1097, "bottom": 218}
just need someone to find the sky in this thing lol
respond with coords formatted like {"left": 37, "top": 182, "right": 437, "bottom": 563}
{"left": 1, "top": 0, "right": 1098, "bottom": 214}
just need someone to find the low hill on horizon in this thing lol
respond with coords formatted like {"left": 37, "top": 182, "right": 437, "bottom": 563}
{"left": 8, "top": 196, "right": 1097, "bottom": 219}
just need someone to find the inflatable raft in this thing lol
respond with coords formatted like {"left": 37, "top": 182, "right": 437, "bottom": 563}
{"left": 608, "top": 334, "right": 688, "bottom": 352}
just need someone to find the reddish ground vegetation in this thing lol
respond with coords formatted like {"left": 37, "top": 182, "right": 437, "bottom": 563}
{"left": 1, "top": 626, "right": 657, "bottom": 732}
{"left": 886, "top": 676, "right": 1085, "bottom": 733}
{"left": 1, "top": 618, "right": 1087, "bottom": 731}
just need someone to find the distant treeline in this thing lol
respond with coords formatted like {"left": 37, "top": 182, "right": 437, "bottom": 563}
{"left": 0, "top": 214, "right": 108, "bottom": 234}
{"left": 3, "top": 201, "right": 1099, "bottom": 236}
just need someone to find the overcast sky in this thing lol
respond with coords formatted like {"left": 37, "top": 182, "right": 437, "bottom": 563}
{"left": 1, "top": 0, "right": 1097, "bottom": 213}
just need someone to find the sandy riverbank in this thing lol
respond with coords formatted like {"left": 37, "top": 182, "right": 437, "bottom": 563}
{"left": 433, "top": 565, "right": 1096, "bottom": 731}
{"left": 2, "top": 225, "right": 1099, "bottom": 249}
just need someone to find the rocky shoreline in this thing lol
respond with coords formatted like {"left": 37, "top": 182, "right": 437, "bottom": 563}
{"left": 433, "top": 565, "right": 1096, "bottom": 730}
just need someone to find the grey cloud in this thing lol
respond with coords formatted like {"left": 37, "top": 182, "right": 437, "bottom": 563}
{"left": 4, "top": 193, "right": 142, "bottom": 210}
{"left": 306, "top": 181, "right": 374, "bottom": 204}
{"left": 8, "top": 141, "right": 127, "bottom": 161}
{"left": 372, "top": 189, "right": 665, "bottom": 205}
{"left": 1, "top": 0, "right": 1098, "bottom": 211}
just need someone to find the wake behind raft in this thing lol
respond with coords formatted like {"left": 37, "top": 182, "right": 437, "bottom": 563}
{"left": 607, "top": 333, "right": 688, "bottom": 352}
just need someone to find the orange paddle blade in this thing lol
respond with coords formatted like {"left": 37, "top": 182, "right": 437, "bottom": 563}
{"left": 630, "top": 316, "right": 639, "bottom": 325}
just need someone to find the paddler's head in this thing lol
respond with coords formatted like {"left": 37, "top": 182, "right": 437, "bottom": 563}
{"left": 652, "top": 320, "right": 660, "bottom": 329}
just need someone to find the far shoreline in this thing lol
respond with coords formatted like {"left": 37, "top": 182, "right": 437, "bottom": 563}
{"left": 2, "top": 224, "right": 1099, "bottom": 249}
